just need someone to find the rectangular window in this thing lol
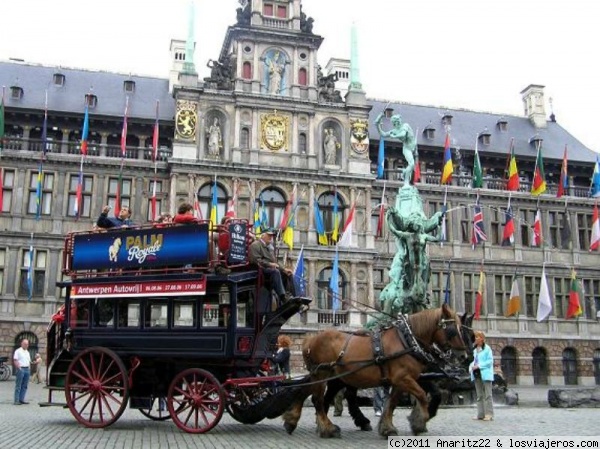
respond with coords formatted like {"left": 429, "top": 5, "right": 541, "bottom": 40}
{"left": 236, "top": 289, "right": 255, "bottom": 328}
{"left": 553, "top": 278, "right": 567, "bottom": 319}
{"left": 1, "top": 169, "right": 15, "bottom": 213}
{"left": 463, "top": 273, "right": 478, "bottom": 316}
{"left": 489, "top": 207, "right": 502, "bottom": 245}
{"left": 145, "top": 301, "right": 168, "bottom": 328}
{"left": 173, "top": 299, "right": 196, "bottom": 328}
{"left": 582, "top": 278, "right": 599, "bottom": 319}
{"left": 107, "top": 177, "right": 132, "bottom": 210}
{"left": 430, "top": 271, "right": 447, "bottom": 307}
{"left": 523, "top": 275, "right": 541, "bottom": 318}
{"left": 0, "top": 249, "right": 5, "bottom": 293}
{"left": 548, "top": 211, "right": 559, "bottom": 248}
{"left": 117, "top": 300, "right": 141, "bottom": 328}
{"left": 93, "top": 298, "right": 115, "bottom": 327}
{"left": 19, "top": 249, "right": 47, "bottom": 297}
{"left": 27, "top": 171, "right": 54, "bottom": 216}
{"left": 71, "top": 298, "right": 91, "bottom": 328}
{"left": 494, "top": 275, "right": 512, "bottom": 316}
{"left": 577, "top": 212, "right": 593, "bottom": 250}
{"left": 460, "top": 203, "right": 470, "bottom": 243}
{"left": 277, "top": 4, "right": 287, "bottom": 18}
{"left": 146, "top": 180, "right": 164, "bottom": 221}
{"left": 67, "top": 174, "right": 93, "bottom": 217}
{"left": 519, "top": 209, "right": 534, "bottom": 246}
{"left": 263, "top": 3, "right": 274, "bottom": 16}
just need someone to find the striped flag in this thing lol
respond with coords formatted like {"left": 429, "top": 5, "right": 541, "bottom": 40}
{"left": 35, "top": 164, "right": 43, "bottom": 220}
{"left": 590, "top": 202, "right": 600, "bottom": 251}
{"left": 474, "top": 270, "right": 485, "bottom": 320}
{"left": 566, "top": 270, "right": 583, "bottom": 319}
{"left": 331, "top": 189, "right": 340, "bottom": 243}
{"left": 27, "top": 234, "right": 34, "bottom": 301}
{"left": 41, "top": 92, "right": 49, "bottom": 158}
{"left": 532, "top": 209, "right": 543, "bottom": 247}
{"left": 115, "top": 100, "right": 129, "bottom": 218}
{"left": 376, "top": 182, "right": 386, "bottom": 238}
{"left": 81, "top": 102, "right": 90, "bottom": 156}
{"left": 193, "top": 193, "right": 203, "bottom": 220}
{"left": 314, "top": 199, "right": 328, "bottom": 245}
{"left": 506, "top": 138, "right": 519, "bottom": 191}
{"left": 531, "top": 142, "right": 547, "bottom": 196}
{"left": 337, "top": 201, "right": 356, "bottom": 248}
{"left": 557, "top": 145, "right": 568, "bottom": 198}
{"left": 506, "top": 277, "right": 521, "bottom": 317}
{"left": 591, "top": 155, "right": 600, "bottom": 198}
{"left": 441, "top": 133, "right": 453, "bottom": 185}
{"left": 502, "top": 203, "right": 515, "bottom": 246}
{"left": 120, "top": 98, "right": 129, "bottom": 158}
{"left": 226, "top": 182, "right": 239, "bottom": 219}
{"left": 536, "top": 267, "right": 553, "bottom": 322}
{"left": 472, "top": 138, "right": 483, "bottom": 189}
{"left": 74, "top": 169, "right": 83, "bottom": 218}
{"left": 377, "top": 137, "right": 385, "bottom": 179}
{"left": 471, "top": 199, "right": 487, "bottom": 249}
{"left": 330, "top": 249, "right": 340, "bottom": 311}
{"left": 210, "top": 178, "right": 218, "bottom": 229}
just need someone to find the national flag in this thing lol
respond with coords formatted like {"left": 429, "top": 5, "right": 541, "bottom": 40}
{"left": 536, "top": 267, "right": 553, "bottom": 322}
{"left": 506, "top": 277, "right": 521, "bottom": 317}
{"left": 532, "top": 209, "right": 543, "bottom": 247}
{"left": 566, "top": 270, "right": 583, "bottom": 319}
{"left": 557, "top": 145, "right": 568, "bottom": 198}
{"left": 331, "top": 190, "right": 340, "bottom": 242}
{"left": 35, "top": 164, "right": 43, "bottom": 220}
{"left": 414, "top": 148, "right": 421, "bottom": 184}
{"left": 441, "top": 133, "right": 453, "bottom": 185}
{"left": 330, "top": 249, "right": 340, "bottom": 311}
{"left": 114, "top": 170, "right": 122, "bottom": 218}
{"left": 278, "top": 185, "right": 295, "bottom": 229}
{"left": 282, "top": 211, "right": 295, "bottom": 250}
{"left": 472, "top": 138, "right": 483, "bottom": 188}
{"left": 337, "top": 201, "right": 356, "bottom": 248}
{"left": 560, "top": 208, "right": 572, "bottom": 250}
{"left": 193, "top": 194, "right": 203, "bottom": 220}
{"left": 443, "top": 266, "right": 451, "bottom": 305}
{"left": 506, "top": 139, "right": 519, "bottom": 191}
{"left": 471, "top": 199, "right": 487, "bottom": 249}
{"left": 253, "top": 199, "right": 261, "bottom": 236}
{"left": 377, "top": 137, "right": 385, "bottom": 179}
{"left": 501, "top": 204, "right": 515, "bottom": 246}
{"left": 590, "top": 202, "right": 600, "bottom": 251}
{"left": 376, "top": 183, "right": 386, "bottom": 238}
{"left": 440, "top": 190, "right": 448, "bottom": 243}
{"left": 27, "top": 235, "right": 34, "bottom": 301}
{"left": 531, "top": 143, "right": 547, "bottom": 196}
{"left": 150, "top": 179, "right": 157, "bottom": 222}
{"left": 475, "top": 271, "right": 485, "bottom": 320}
{"left": 0, "top": 90, "right": 5, "bottom": 151}
{"left": 80, "top": 102, "right": 90, "bottom": 156}
{"left": 74, "top": 169, "right": 83, "bottom": 218}
{"left": 314, "top": 199, "right": 328, "bottom": 245}
{"left": 293, "top": 246, "right": 306, "bottom": 297}
{"left": 226, "top": 183, "right": 239, "bottom": 219}
{"left": 210, "top": 179, "right": 218, "bottom": 229}
{"left": 591, "top": 155, "right": 600, "bottom": 198}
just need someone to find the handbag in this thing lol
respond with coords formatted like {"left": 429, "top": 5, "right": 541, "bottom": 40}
{"left": 473, "top": 368, "right": 481, "bottom": 379}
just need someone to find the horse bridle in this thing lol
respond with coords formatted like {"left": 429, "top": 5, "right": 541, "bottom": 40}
{"left": 435, "top": 318, "right": 468, "bottom": 352}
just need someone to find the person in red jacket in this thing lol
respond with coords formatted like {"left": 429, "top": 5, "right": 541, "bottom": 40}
{"left": 173, "top": 203, "right": 197, "bottom": 224}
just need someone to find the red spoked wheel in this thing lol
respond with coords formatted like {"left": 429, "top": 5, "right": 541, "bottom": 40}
{"left": 138, "top": 396, "right": 171, "bottom": 421}
{"left": 167, "top": 368, "right": 224, "bottom": 434}
{"left": 64, "top": 347, "right": 129, "bottom": 428}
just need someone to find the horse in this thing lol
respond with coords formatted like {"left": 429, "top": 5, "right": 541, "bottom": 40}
{"left": 282, "top": 304, "right": 469, "bottom": 438}
{"left": 320, "top": 313, "right": 475, "bottom": 433}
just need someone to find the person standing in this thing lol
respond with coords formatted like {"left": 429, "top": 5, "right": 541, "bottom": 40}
{"left": 30, "top": 353, "right": 43, "bottom": 384}
{"left": 469, "top": 330, "right": 494, "bottom": 421}
{"left": 373, "top": 386, "right": 390, "bottom": 417}
{"left": 96, "top": 205, "right": 133, "bottom": 229}
{"left": 271, "top": 335, "right": 292, "bottom": 377}
{"left": 13, "top": 339, "right": 31, "bottom": 405}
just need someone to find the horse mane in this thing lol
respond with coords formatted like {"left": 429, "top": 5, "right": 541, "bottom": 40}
{"left": 406, "top": 307, "right": 443, "bottom": 337}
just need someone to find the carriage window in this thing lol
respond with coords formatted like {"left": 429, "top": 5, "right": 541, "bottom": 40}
{"left": 203, "top": 285, "right": 230, "bottom": 327}
{"left": 71, "top": 298, "right": 90, "bottom": 327}
{"left": 145, "top": 301, "right": 168, "bottom": 328}
{"left": 118, "top": 300, "right": 141, "bottom": 328}
{"left": 93, "top": 298, "right": 115, "bottom": 327}
{"left": 173, "top": 299, "right": 196, "bottom": 328}
{"left": 237, "top": 289, "right": 255, "bottom": 328}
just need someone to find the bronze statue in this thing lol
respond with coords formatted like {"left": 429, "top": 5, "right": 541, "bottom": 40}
{"left": 375, "top": 112, "right": 417, "bottom": 185}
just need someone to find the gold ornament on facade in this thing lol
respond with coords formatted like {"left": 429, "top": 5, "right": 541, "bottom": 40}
{"left": 175, "top": 100, "right": 198, "bottom": 141}
{"left": 261, "top": 111, "right": 289, "bottom": 151}
{"left": 350, "top": 118, "right": 370, "bottom": 155}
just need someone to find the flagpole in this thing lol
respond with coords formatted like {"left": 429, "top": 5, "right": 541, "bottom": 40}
{"left": 440, "top": 185, "right": 448, "bottom": 246}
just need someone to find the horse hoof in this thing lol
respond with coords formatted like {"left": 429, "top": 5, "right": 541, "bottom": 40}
{"left": 319, "top": 425, "right": 341, "bottom": 439}
{"left": 356, "top": 417, "right": 372, "bottom": 431}
{"left": 284, "top": 422, "right": 297, "bottom": 435}
{"left": 360, "top": 423, "right": 373, "bottom": 432}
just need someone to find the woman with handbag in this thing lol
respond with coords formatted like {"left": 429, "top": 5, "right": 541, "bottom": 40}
{"left": 469, "top": 331, "right": 494, "bottom": 421}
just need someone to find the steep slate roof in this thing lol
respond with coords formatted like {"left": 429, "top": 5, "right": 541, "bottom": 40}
{"left": 0, "top": 61, "right": 175, "bottom": 121}
{"left": 367, "top": 99, "right": 597, "bottom": 164}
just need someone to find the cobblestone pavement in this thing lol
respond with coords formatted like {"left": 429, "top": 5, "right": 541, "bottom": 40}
{"left": 0, "top": 380, "right": 597, "bottom": 449}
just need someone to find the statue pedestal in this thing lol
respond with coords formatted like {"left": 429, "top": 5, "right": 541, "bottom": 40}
{"left": 172, "top": 142, "right": 197, "bottom": 160}
{"left": 395, "top": 184, "right": 425, "bottom": 215}
{"left": 323, "top": 164, "right": 340, "bottom": 172}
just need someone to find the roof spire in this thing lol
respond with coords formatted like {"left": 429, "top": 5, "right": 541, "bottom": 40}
{"left": 349, "top": 22, "right": 362, "bottom": 90}
{"left": 182, "top": 0, "right": 197, "bottom": 75}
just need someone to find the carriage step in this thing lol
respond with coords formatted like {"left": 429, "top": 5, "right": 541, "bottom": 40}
{"left": 38, "top": 401, "right": 68, "bottom": 408}
{"left": 44, "top": 385, "right": 65, "bottom": 391}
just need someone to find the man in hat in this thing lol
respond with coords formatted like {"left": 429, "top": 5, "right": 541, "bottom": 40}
{"left": 249, "top": 228, "right": 293, "bottom": 304}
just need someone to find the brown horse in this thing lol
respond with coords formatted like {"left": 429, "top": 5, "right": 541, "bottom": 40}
{"left": 282, "top": 304, "right": 468, "bottom": 438}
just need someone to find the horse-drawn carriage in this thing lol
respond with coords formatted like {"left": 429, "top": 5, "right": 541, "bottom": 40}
{"left": 42, "top": 220, "right": 310, "bottom": 433}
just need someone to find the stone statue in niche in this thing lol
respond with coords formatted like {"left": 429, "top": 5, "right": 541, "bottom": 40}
{"left": 265, "top": 51, "right": 284, "bottom": 94}
{"left": 323, "top": 128, "right": 340, "bottom": 164}
{"left": 207, "top": 117, "right": 222, "bottom": 157}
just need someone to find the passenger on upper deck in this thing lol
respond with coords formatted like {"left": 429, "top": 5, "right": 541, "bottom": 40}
{"left": 173, "top": 203, "right": 198, "bottom": 224}
{"left": 249, "top": 229, "right": 293, "bottom": 304}
{"left": 96, "top": 205, "right": 133, "bottom": 229}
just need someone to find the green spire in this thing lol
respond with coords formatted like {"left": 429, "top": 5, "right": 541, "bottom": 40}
{"left": 182, "top": 0, "right": 197, "bottom": 75}
{"left": 349, "top": 22, "right": 362, "bottom": 90}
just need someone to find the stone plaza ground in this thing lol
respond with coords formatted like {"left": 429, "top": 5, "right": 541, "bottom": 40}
{"left": 0, "top": 380, "right": 598, "bottom": 449}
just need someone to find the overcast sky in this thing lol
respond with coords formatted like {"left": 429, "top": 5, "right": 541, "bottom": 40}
{"left": 1, "top": 0, "right": 598, "bottom": 152}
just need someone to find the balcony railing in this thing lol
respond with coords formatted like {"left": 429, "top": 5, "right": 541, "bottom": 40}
{"left": 1, "top": 137, "right": 172, "bottom": 162}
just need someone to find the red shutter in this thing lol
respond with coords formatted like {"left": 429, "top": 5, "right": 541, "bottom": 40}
{"left": 298, "top": 68, "right": 307, "bottom": 86}
{"left": 277, "top": 5, "right": 287, "bottom": 18}
{"left": 243, "top": 62, "right": 253, "bottom": 80}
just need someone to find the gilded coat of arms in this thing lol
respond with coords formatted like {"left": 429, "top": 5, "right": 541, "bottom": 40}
{"left": 350, "top": 119, "right": 370, "bottom": 155}
{"left": 175, "top": 100, "right": 198, "bottom": 141}
{"left": 261, "top": 112, "right": 289, "bottom": 151}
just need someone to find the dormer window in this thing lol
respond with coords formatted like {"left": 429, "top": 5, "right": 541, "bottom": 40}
{"left": 423, "top": 124, "right": 435, "bottom": 140}
{"left": 529, "top": 134, "right": 543, "bottom": 148}
{"left": 85, "top": 94, "right": 98, "bottom": 108}
{"left": 53, "top": 73, "right": 65, "bottom": 87}
{"left": 384, "top": 108, "right": 394, "bottom": 118}
{"left": 497, "top": 116, "right": 508, "bottom": 132}
{"left": 478, "top": 129, "right": 491, "bottom": 146}
{"left": 123, "top": 80, "right": 136, "bottom": 93}
{"left": 10, "top": 86, "right": 23, "bottom": 100}
{"left": 441, "top": 111, "right": 453, "bottom": 126}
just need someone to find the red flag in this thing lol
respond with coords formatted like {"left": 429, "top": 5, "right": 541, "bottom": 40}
{"left": 80, "top": 103, "right": 90, "bottom": 156}
{"left": 226, "top": 183, "right": 240, "bottom": 219}
{"left": 506, "top": 138, "right": 519, "bottom": 191}
{"left": 532, "top": 209, "right": 543, "bottom": 247}
{"left": 114, "top": 171, "right": 122, "bottom": 218}
{"left": 376, "top": 183, "right": 386, "bottom": 238}
{"left": 590, "top": 202, "right": 600, "bottom": 251}
{"left": 502, "top": 204, "right": 515, "bottom": 246}
{"left": 566, "top": 270, "right": 583, "bottom": 319}
{"left": 440, "top": 133, "right": 453, "bottom": 185}
{"left": 0, "top": 168, "right": 3, "bottom": 212}
{"left": 193, "top": 195, "right": 203, "bottom": 220}
{"left": 150, "top": 180, "right": 157, "bottom": 222}
{"left": 557, "top": 145, "right": 568, "bottom": 198}
{"left": 474, "top": 271, "right": 485, "bottom": 320}
{"left": 413, "top": 152, "right": 421, "bottom": 184}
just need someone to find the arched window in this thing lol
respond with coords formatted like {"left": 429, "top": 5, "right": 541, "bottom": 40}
{"left": 532, "top": 347, "right": 548, "bottom": 385}
{"left": 317, "top": 192, "right": 346, "bottom": 246}
{"left": 243, "top": 62, "right": 253, "bottom": 80}
{"left": 317, "top": 267, "right": 348, "bottom": 310}
{"left": 593, "top": 349, "right": 600, "bottom": 386}
{"left": 500, "top": 346, "right": 518, "bottom": 384}
{"left": 562, "top": 347, "right": 578, "bottom": 385}
{"left": 298, "top": 68, "right": 307, "bottom": 86}
{"left": 240, "top": 127, "right": 250, "bottom": 149}
{"left": 198, "top": 183, "right": 228, "bottom": 222}
{"left": 258, "top": 187, "right": 286, "bottom": 229}
{"left": 298, "top": 132, "right": 307, "bottom": 154}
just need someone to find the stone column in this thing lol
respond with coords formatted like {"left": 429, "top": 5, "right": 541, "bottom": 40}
{"left": 61, "top": 128, "right": 70, "bottom": 154}
{"left": 366, "top": 260, "right": 375, "bottom": 308}
{"left": 137, "top": 135, "right": 148, "bottom": 160}
{"left": 135, "top": 177, "right": 144, "bottom": 222}
{"left": 22, "top": 126, "right": 31, "bottom": 152}
{"left": 291, "top": 112, "right": 298, "bottom": 154}
{"left": 170, "top": 173, "right": 178, "bottom": 216}
{"left": 100, "top": 132, "right": 109, "bottom": 158}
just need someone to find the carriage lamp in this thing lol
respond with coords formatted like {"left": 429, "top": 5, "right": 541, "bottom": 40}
{"left": 237, "top": 336, "right": 252, "bottom": 353}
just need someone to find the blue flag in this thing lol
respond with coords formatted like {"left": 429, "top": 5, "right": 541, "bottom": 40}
{"left": 293, "top": 247, "right": 306, "bottom": 297}
{"left": 27, "top": 239, "right": 34, "bottom": 300}
{"left": 330, "top": 250, "right": 340, "bottom": 311}
{"left": 314, "top": 199, "right": 328, "bottom": 245}
{"left": 591, "top": 155, "right": 600, "bottom": 198}
{"left": 377, "top": 137, "right": 385, "bottom": 179}
{"left": 443, "top": 266, "right": 451, "bottom": 305}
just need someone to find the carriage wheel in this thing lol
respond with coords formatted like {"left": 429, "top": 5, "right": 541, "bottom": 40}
{"left": 138, "top": 396, "right": 171, "bottom": 421}
{"left": 65, "top": 347, "right": 129, "bottom": 428}
{"left": 167, "top": 368, "right": 224, "bottom": 434}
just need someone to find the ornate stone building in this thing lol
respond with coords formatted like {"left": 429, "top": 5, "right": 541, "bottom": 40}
{"left": 0, "top": 0, "right": 599, "bottom": 386}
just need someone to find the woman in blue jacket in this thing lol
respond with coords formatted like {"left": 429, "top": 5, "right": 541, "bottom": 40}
{"left": 469, "top": 330, "right": 494, "bottom": 421}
